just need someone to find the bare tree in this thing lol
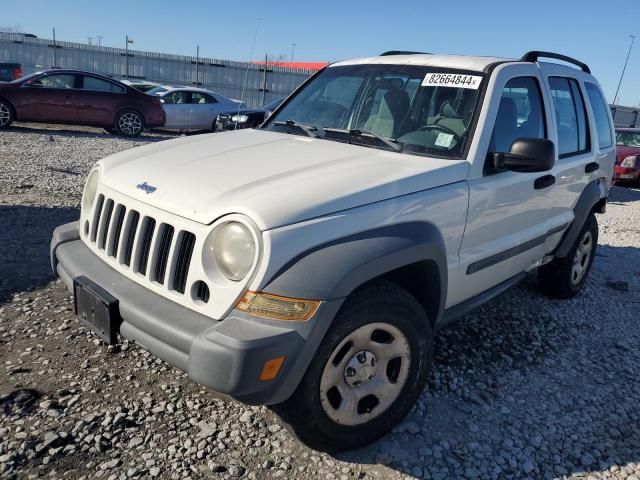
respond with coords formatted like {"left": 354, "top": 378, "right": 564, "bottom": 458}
{"left": 0, "top": 24, "right": 24, "bottom": 34}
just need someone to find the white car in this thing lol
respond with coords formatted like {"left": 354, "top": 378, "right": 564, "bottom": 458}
{"left": 51, "top": 50, "right": 615, "bottom": 452}
{"left": 158, "top": 87, "right": 246, "bottom": 131}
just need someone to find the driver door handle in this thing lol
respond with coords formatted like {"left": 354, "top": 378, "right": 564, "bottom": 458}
{"left": 534, "top": 174, "right": 555, "bottom": 190}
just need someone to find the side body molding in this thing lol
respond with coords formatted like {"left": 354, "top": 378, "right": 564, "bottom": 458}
{"left": 261, "top": 222, "right": 448, "bottom": 324}
{"left": 554, "top": 179, "right": 605, "bottom": 258}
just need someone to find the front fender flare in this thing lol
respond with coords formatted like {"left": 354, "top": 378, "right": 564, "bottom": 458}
{"left": 261, "top": 222, "right": 447, "bottom": 322}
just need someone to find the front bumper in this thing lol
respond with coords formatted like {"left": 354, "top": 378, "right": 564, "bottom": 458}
{"left": 51, "top": 223, "right": 343, "bottom": 405}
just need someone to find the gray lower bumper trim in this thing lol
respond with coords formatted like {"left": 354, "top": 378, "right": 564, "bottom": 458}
{"left": 53, "top": 236, "right": 342, "bottom": 404}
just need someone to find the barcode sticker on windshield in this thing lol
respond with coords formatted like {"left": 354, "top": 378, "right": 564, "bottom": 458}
{"left": 422, "top": 73, "right": 482, "bottom": 89}
{"left": 435, "top": 133, "right": 454, "bottom": 148}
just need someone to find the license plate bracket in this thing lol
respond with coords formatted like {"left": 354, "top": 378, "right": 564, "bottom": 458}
{"left": 73, "top": 276, "right": 120, "bottom": 345}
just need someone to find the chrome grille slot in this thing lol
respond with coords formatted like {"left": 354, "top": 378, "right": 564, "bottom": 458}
{"left": 135, "top": 217, "right": 156, "bottom": 275}
{"left": 172, "top": 232, "right": 196, "bottom": 294}
{"left": 122, "top": 210, "right": 140, "bottom": 267}
{"left": 108, "top": 205, "right": 126, "bottom": 258}
{"left": 152, "top": 224, "right": 174, "bottom": 284}
{"left": 90, "top": 194, "right": 105, "bottom": 243}
{"left": 97, "top": 199, "right": 114, "bottom": 250}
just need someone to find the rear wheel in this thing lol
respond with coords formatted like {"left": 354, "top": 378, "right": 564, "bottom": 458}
{"left": 539, "top": 213, "right": 598, "bottom": 299}
{"left": 114, "top": 109, "right": 144, "bottom": 137}
{"left": 0, "top": 100, "right": 14, "bottom": 129}
{"left": 273, "top": 280, "right": 433, "bottom": 452}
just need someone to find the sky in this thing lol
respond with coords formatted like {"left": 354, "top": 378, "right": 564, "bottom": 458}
{"left": 3, "top": 0, "right": 640, "bottom": 105}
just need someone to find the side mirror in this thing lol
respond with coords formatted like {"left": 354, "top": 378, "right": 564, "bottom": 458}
{"left": 493, "top": 138, "right": 555, "bottom": 173}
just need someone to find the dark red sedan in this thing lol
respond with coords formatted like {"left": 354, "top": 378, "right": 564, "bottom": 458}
{"left": 614, "top": 128, "right": 640, "bottom": 186}
{"left": 0, "top": 69, "right": 165, "bottom": 137}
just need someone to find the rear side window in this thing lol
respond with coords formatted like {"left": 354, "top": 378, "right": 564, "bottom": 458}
{"left": 548, "top": 77, "right": 589, "bottom": 157}
{"left": 585, "top": 83, "right": 613, "bottom": 149}
{"left": 489, "top": 77, "right": 546, "bottom": 154}
{"left": 83, "top": 76, "right": 125, "bottom": 93}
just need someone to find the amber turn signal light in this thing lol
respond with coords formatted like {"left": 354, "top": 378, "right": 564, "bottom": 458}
{"left": 236, "top": 291, "right": 319, "bottom": 321}
{"left": 260, "top": 356, "right": 286, "bottom": 381}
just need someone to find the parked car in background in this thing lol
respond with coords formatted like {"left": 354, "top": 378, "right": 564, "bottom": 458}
{"left": 121, "top": 79, "right": 164, "bottom": 93}
{"left": 0, "top": 62, "right": 22, "bottom": 82}
{"left": 614, "top": 128, "right": 640, "bottom": 186}
{"left": 0, "top": 69, "right": 165, "bottom": 136}
{"left": 158, "top": 87, "right": 245, "bottom": 131}
{"left": 215, "top": 96, "right": 284, "bottom": 131}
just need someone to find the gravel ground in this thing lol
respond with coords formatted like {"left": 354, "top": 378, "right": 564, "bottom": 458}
{"left": 1, "top": 124, "right": 640, "bottom": 480}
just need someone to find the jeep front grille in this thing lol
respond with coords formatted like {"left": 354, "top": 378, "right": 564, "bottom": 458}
{"left": 88, "top": 194, "right": 196, "bottom": 293}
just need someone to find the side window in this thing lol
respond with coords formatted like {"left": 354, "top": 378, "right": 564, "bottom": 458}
{"left": 191, "top": 92, "right": 216, "bottom": 104}
{"left": 548, "top": 77, "right": 590, "bottom": 157}
{"left": 585, "top": 82, "right": 613, "bottom": 149}
{"left": 490, "top": 77, "right": 546, "bottom": 153}
{"left": 83, "top": 76, "right": 125, "bottom": 93}
{"left": 28, "top": 74, "right": 76, "bottom": 89}
{"left": 164, "top": 91, "right": 189, "bottom": 104}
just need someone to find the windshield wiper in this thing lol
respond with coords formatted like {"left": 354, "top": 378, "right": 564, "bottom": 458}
{"left": 273, "top": 120, "right": 319, "bottom": 138}
{"left": 322, "top": 128, "right": 402, "bottom": 152}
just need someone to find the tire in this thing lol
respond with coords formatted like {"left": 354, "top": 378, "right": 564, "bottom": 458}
{"left": 538, "top": 213, "right": 598, "bottom": 299}
{"left": 273, "top": 280, "right": 433, "bottom": 453}
{"left": 0, "top": 99, "right": 14, "bottom": 129}
{"left": 114, "top": 109, "right": 144, "bottom": 137}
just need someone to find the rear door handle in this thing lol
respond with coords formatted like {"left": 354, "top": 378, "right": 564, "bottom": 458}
{"left": 534, "top": 174, "right": 555, "bottom": 190}
{"left": 585, "top": 162, "right": 599, "bottom": 173}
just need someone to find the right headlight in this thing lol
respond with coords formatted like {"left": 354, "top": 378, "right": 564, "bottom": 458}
{"left": 621, "top": 156, "right": 638, "bottom": 168}
{"left": 207, "top": 221, "right": 257, "bottom": 281}
{"left": 82, "top": 169, "right": 100, "bottom": 212}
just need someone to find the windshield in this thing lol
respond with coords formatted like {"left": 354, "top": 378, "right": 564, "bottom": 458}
{"left": 11, "top": 72, "right": 40, "bottom": 84}
{"left": 616, "top": 131, "right": 640, "bottom": 147}
{"left": 265, "top": 64, "right": 484, "bottom": 158}
{"left": 146, "top": 86, "right": 169, "bottom": 96}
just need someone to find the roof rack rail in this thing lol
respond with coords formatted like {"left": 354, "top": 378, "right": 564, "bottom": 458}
{"left": 380, "top": 50, "right": 430, "bottom": 56}
{"left": 521, "top": 51, "right": 590, "bottom": 74}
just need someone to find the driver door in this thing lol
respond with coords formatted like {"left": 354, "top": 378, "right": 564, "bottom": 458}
{"left": 451, "top": 65, "right": 556, "bottom": 307}
{"left": 16, "top": 73, "right": 79, "bottom": 123}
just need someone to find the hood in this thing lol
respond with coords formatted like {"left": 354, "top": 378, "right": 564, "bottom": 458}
{"left": 99, "top": 129, "right": 469, "bottom": 229}
{"left": 219, "top": 108, "right": 264, "bottom": 116}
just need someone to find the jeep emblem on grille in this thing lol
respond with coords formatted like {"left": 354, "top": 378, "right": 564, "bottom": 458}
{"left": 136, "top": 182, "right": 157, "bottom": 194}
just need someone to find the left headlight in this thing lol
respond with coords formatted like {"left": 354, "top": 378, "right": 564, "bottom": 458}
{"left": 208, "top": 222, "right": 257, "bottom": 281}
{"left": 231, "top": 114, "right": 249, "bottom": 123}
{"left": 621, "top": 156, "right": 638, "bottom": 168}
{"left": 82, "top": 169, "right": 100, "bottom": 212}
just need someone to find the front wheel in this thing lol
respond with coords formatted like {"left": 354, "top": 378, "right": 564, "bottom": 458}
{"left": 539, "top": 213, "right": 598, "bottom": 299}
{"left": 0, "top": 99, "right": 14, "bottom": 129}
{"left": 114, "top": 109, "right": 144, "bottom": 137}
{"left": 273, "top": 280, "right": 433, "bottom": 452}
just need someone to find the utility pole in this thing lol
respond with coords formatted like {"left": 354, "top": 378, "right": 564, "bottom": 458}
{"left": 195, "top": 45, "right": 199, "bottom": 86}
{"left": 125, "top": 35, "right": 133, "bottom": 78}
{"left": 96, "top": 36, "right": 103, "bottom": 47}
{"left": 262, "top": 53, "right": 267, "bottom": 105}
{"left": 613, "top": 35, "right": 636, "bottom": 105}
{"left": 52, "top": 27, "right": 57, "bottom": 68}
{"left": 291, "top": 43, "right": 296, "bottom": 62}
{"left": 87, "top": 36, "right": 93, "bottom": 46}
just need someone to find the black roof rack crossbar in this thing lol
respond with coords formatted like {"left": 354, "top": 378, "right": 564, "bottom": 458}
{"left": 521, "top": 51, "right": 590, "bottom": 74}
{"left": 380, "top": 50, "right": 431, "bottom": 56}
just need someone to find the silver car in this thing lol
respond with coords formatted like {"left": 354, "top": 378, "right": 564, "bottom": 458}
{"left": 159, "top": 87, "right": 245, "bottom": 131}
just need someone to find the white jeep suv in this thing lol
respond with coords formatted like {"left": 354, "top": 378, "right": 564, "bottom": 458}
{"left": 51, "top": 50, "right": 615, "bottom": 452}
